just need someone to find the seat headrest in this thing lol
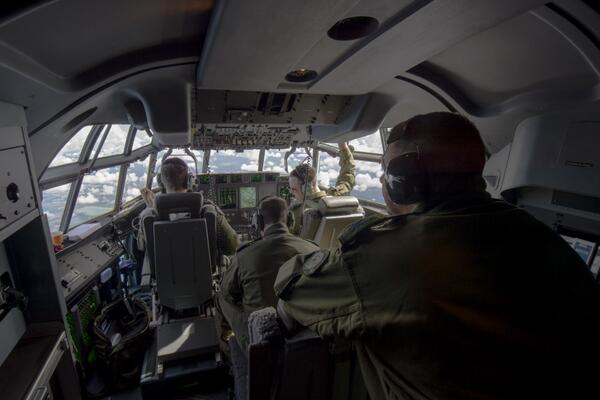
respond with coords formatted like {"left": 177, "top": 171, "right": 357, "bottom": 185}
{"left": 155, "top": 192, "right": 203, "bottom": 220}
{"left": 317, "top": 196, "right": 363, "bottom": 216}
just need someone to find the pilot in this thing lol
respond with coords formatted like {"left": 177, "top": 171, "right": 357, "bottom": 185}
{"left": 218, "top": 195, "right": 319, "bottom": 352}
{"left": 288, "top": 141, "right": 355, "bottom": 234}
{"left": 138, "top": 157, "right": 238, "bottom": 256}
{"left": 274, "top": 112, "right": 600, "bottom": 399}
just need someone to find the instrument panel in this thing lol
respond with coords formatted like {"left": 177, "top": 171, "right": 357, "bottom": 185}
{"left": 196, "top": 172, "right": 290, "bottom": 229}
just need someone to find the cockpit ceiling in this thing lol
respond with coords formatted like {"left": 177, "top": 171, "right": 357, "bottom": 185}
{"left": 2, "top": 1, "right": 600, "bottom": 160}
{"left": 0, "top": 0, "right": 210, "bottom": 84}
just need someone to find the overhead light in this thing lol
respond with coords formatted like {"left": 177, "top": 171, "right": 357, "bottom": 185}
{"left": 327, "top": 16, "right": 379, "bottom": 41}
{"left": 285, "top": 69, "right": 318, "bottom": 83}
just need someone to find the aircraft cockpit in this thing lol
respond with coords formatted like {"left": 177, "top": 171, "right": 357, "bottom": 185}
{"left": 1, "top": 1, "right": 599, "bottom": 399}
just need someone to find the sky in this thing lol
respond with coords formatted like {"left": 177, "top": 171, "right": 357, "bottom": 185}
{"left": 43, "top": 125, "right": 385, "bottom": 231}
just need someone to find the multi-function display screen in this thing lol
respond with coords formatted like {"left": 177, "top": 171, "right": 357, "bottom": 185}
{"left": 216, "top": 175, "right": 228, "bottom": 184}
{"left": 219, "top": 188, "right": 237, "bottom": 209}
{"left": 239, "top": 186, "right": 257, "bottom": 208}
{"left": 198, "top": 174, "right": 210, "bottom": 184}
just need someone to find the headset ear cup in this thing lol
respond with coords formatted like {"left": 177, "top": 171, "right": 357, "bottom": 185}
{"left": 384, "top": 153, "right": 428, "bottom": 204}
{"left": 257, "top": 213, "right": 264, "bottom": 232}
{"left": 286, "top": 210, "right": 295, "bottom": 229}
{"left": 385, "top": 179, "right": 403, "bottom": 204}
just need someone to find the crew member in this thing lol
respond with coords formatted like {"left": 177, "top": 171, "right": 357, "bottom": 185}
{"left": 288, "top": 142, "right": 355, "bottom": 234}
{"left": 218, "top": 196, "right": 319, "bottom": 351}
{"left": 138, "top": 157, "right": 238, "bottom": 256}
{"left": 217, "top": 196, "right": 319, "bottom": 400}
{"left": 275, "top": 112, "right": 600, "bottom": 399}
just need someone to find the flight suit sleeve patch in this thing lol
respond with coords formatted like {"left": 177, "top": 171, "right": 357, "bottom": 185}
{"left": 302, "top": 250, "right": 329, "bottom": 276}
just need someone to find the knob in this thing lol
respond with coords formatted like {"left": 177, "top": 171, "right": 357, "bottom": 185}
{"left": 6, "top": 183, "right": 19, "bottom": 203}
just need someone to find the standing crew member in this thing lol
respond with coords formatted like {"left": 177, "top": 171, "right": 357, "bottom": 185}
{"left": 275, "top": 112, "right": 600, "bottom": 399}
{"left": 288, "top": 142, "right": 356, "bottom": 234}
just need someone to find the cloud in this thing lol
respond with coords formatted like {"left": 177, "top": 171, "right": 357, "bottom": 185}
{"left": 46, "top": 183, "right": 70, "bottom": 193}
{"left": 356, "top": 160, "right": 382, "bottom": 174}
{"left": 319, "top": 155, "right": 339, "bottom": 169}
{"left": 263, "top": 165, "right": 285, "bottom": 173}
{"left": 349, "top": 131, "right": 383, "bottom": 153}
{"left": 101, "top": 185, "right": 115, "bottom": 195}
{"left": 85, "top": 169, "right": 119, "bottom": 184}
{"left": 98, "top": 125, "right": 128, "bottom": 156}
{"left": 78, "top": 193, "right": 99, "bottom": 204}
{"left": 318, "top": 169, "right": 339, "bottom": 187}
{"left": 266, "top": 151, "right": 283, "bottom": 158}
{"left": 50, "top": 126, "right": 92, "bottom": 167}
{"left": 241, "top": 163, "right": 258, "bottom": 171}
{"left": 354, "top": 173, "right": 382, "bottom": 192}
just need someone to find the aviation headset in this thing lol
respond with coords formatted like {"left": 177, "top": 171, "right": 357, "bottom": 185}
{"left": 382, "top": 146, "right": 429, "bottom": 205}
{"left": 251, "top": 195, "right": 295, "bottom": 233}
{"left": 382, "top": 112, "right": 486, "bottom": 205}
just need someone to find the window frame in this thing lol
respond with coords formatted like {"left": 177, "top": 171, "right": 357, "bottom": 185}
{"left": 41, "top": 124, "right": 157, "bottom": 231}
{"left": 314, "top": 128, "right": 386, "bottom": 203}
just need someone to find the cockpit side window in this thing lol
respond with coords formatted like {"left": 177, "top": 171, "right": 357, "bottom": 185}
{"left": 264, "top": 148, "right": 307, "bottom": 173}
{"left": 70, "top": 166, "right": 120, "bottom": 227}
{"left": 42, "top": 183, "right": 71, "bottom": 232}
{"left": 318, "top": 130, "right": 385, "bottom": 204}
{"left": 349, "top": 131, "right": 384, "bottom": 153}
{"left": 352, "top": 160, "right": 384, "bottom": 203}
{"left": 131, "top": 129, "right": 153, "bottom": 151}
{"left": 49, "top": 126, "right": 94, "bottom": 167}
{"left": 122, "top": 157, "right": 151, "bottom": 204}
{"left": 97, "top": 124, "right": 130, "bottom": 158}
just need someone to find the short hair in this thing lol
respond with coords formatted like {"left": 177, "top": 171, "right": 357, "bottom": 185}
{"left": 259, "top": 196, "right": 288, "bottom": 226}
{"left": 290, "top": 164, "right": 316, "bottom": 185}
{"left": 160, "top": 157, "right": 188, "bottom": 190}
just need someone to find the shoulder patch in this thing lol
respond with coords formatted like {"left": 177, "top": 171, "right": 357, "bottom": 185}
{"left": 302, "top": 250, "right": 329, "bottom": 276}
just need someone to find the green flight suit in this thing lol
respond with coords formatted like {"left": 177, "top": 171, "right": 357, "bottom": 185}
{"left": 138, "top": 199, "right": 239, "bottom": 256}
{"left": 276, "top": 191, "right": 600, "bottom": 399}
{"left": 218, "top": 223, "right": 319, "bottom": 351}
{"left": 290, "top": 146, "right": 356, "bottom": 235}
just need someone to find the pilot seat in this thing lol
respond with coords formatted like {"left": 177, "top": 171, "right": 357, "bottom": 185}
{"left": 247, "top": 306, "right": 369, "bottom": 400}
{"left": 300, "top": 196, "right": 365, "bottom": 249}
{"left": 139, "top": 192, "right": 226, "bottom": 397}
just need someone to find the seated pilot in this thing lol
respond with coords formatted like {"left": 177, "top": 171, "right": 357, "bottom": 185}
{"left": 275, "top": 112, "right": 600, "bottom": 399}
{"left": 218, "top": 196, "right": 319, "bottom": 352}
{"left": 217, "top": 196, "right": 319, "bottom": 400}
{"left": 138, "top": 157, "right": 238, "bottom": 257}
{"left": 288, "top": 142, "right": 355, "bottom": 234}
